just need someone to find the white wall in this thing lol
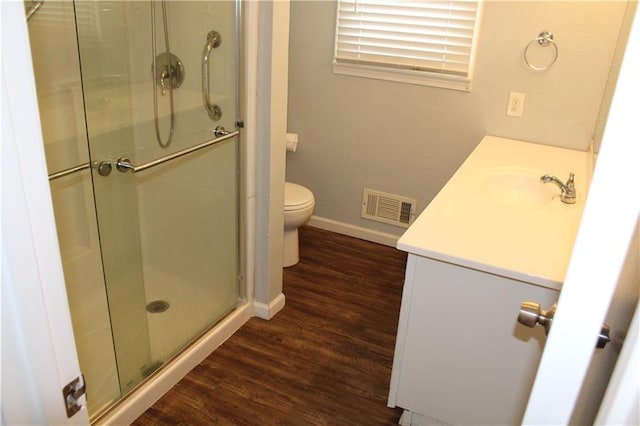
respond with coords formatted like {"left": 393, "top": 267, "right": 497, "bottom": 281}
{"left": 286, "top": 1, "right": 628, "bottom": 241}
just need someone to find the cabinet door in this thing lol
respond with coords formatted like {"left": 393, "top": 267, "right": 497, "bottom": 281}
{"left": 393, "top": 256, "right": 558, "bottom": 425}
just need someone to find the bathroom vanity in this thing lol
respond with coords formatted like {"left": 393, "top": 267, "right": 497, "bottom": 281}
{"left": 387, "top": 136, "right": 590, "bottom": 425}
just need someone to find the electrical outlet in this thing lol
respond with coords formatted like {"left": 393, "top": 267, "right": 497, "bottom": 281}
{"left": 507, "top": 92, "right": 526, "bottom": 117}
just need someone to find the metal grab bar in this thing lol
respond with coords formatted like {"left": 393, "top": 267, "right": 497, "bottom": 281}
{"left": 202, "top": 30, "right": 222, "bottom": 121}
{"left": 116, "top": 128, "right": 238, "bottom": 174}
{"left": 26, "top": 0, "right": 44, "bottom": 22}
{"left": 48, "top": 163, "right": 90, "bottom": 181}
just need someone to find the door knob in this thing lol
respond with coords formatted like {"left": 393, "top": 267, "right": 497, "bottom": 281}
{"left": 518, "top": 301, "right": 611, "bottom": 348}
{"left": 518, "top": 301, "right": 556, "bottom": 335}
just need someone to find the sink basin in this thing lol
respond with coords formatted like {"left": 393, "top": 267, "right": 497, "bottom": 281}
{"left": 480, "top": 168, "right": 555, "bottom": 207}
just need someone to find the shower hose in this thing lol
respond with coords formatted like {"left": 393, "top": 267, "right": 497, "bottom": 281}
{"left": 151, "top": 0, "right": 175, "bottom": 149}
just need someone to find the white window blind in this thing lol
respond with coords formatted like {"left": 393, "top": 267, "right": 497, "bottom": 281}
{"left": 333, "top": 0, "right": 481, "bottom": 90}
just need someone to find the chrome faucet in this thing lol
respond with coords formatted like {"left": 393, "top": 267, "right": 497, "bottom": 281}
{"left": 540, "top": 172, "right": 576, "bottom": 204}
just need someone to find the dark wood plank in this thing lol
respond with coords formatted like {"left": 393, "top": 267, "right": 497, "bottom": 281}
{"left": 133, "top": 226, "right": 407, "bottom": 425}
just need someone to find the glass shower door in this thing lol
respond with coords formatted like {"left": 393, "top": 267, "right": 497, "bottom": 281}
{"left": 75, "top": 0, "right": 242, "bottom": 395}
{"left": 27, "top": 0, "right": 122, "bottom": 415}
{"left": 29, "top": 0, "right": 242, "bottom": 419}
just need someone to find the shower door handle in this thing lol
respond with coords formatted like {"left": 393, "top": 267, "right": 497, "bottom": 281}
{"left": 202, "top": 30, "right": 222, "bottom": 121}
{"left": 116, "top": 128, "right": 238, "bottom": 174}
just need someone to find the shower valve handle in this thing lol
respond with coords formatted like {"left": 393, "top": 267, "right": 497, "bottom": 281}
{"left": 160, "top": 78, "right": 166, "bottom": 96}
{"left": 160, "top": 69, "right": 167, "bottom": 95}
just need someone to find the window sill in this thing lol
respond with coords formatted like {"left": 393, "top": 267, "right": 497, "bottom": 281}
{"left": 332, "top": 61, "right": 472, "bottom": 92}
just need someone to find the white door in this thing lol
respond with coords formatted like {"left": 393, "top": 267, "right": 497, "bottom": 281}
{"left": 523, "top": 9, "right": 640, "bottom": 425}
{"left": 1, "top": 2, "right": 89, "bottom": 424}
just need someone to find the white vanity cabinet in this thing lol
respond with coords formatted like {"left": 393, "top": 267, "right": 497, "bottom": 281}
{"left": 387, "top": 136, "right": 590, "bottom": 425}
{"left": 387, "top": 254, "right": 558, "bottom": 425}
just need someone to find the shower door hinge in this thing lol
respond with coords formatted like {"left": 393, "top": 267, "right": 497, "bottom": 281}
{"left": 62, "top": 374, "right": 86, "bottom": 418}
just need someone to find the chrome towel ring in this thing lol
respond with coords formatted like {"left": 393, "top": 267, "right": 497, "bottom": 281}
{"left": 524, "top": 31, "right": 558, "bottom": 71}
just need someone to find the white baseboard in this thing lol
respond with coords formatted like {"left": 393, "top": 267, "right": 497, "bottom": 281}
{"left": 400, "top": 410, "right": 452, "bottom": 426}
{"left": 307, "top": 215, "right": 400, "bottom": 247}
{"left": 253, "top": 292, "right": 286, "bottom": 320}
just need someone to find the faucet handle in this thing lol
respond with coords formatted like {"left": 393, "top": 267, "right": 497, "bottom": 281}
{"left": 563, "top": 172, "right": 577, "bottom": 204}
{"left": 540, "top": 172, "right": 577, "bottom": 204}
{"left": 566, "top": 172, "right": 575, "bottom": 193}
{"left": 566, "top": 172, "right": 575, "bottom": 185}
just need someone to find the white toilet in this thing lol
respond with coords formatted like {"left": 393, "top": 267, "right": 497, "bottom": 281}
{"left": 283, "top": 182, "right": 315, "bottom": 267}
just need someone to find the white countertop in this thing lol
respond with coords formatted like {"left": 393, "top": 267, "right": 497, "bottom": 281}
{"left": 397, "top": 135, "right": 590, "bottom": 290}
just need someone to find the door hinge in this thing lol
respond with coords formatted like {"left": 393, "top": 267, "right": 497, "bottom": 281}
{"left": 62, "top": 374, "right": 86, "bottom": 418}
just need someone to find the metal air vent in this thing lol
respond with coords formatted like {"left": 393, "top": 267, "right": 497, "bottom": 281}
{"left": 361, "top": 188, "right": 417, "bottom": 228}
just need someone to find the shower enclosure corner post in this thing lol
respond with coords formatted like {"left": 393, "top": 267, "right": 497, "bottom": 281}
{"left": 251, "top": 0, "right": 290, "bottom": 319}
{"left": 239, "top": 0, "right": 258, "bottom": 314}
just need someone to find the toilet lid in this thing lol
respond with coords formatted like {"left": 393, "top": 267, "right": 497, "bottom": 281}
{"left": 285, "top": 182, "right": 314, "bottom": 210}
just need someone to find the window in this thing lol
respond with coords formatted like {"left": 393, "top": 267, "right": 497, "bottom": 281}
{"left": 333, "top": 0, "right": 482, "bottom": 91}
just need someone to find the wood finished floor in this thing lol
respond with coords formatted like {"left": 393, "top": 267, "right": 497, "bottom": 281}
{"left": 133, "top": 226, "right": 407, "bottom": 425}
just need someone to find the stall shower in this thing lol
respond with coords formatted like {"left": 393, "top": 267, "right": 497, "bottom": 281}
{"left": 26, "top": 0, "right": 243, "bottom": 419}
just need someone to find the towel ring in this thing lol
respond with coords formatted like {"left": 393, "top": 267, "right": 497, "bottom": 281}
{"left": 523, "top": 31, "right": 558, "bottom": 71}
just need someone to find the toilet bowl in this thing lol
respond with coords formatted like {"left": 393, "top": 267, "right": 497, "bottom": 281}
{"left": 283, "top": 182, "right": 315, "bottom": 267}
